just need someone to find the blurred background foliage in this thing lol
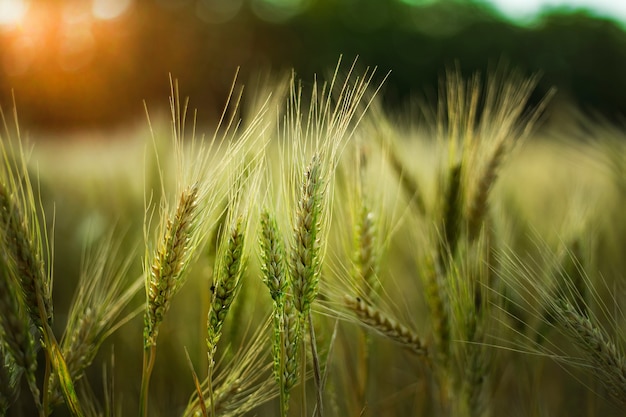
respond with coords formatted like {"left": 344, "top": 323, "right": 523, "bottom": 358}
{"left": 1, "top": 0, "right": 626, "bottom": 132}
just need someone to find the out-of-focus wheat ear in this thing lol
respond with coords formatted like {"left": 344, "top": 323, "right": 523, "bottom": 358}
{"left": 466, "top": 139, "right": 507, "bottom": 242}
{"left": 344, "top": 295, "right": 428, "bottom": 358}
{"left": 0, "top": 256, "right": 41, "bottom": 412}
{"left": 422, "top": 254, "right": 451, "bottom": 367}
{"left": 459, "top": 345, "right": 491, "bottom": 417}
{"left": 144, "top": 183, "right": 199, "bottom": 348}
{"left": 0, "top": 180, "right": 52, "bottom": 330}
{"left": 534, "top": 240, "right": 589, "bottom": 346}
{"left": 0, "top": 344, "right": 19, "bottom": 415}
{"left": 553, "top": 298, "right": 626, "bottom": 404}
{"left": 259, "top": 209, "right": 288, "bottom": 305}
{"left": 381, "top": 137, "right": 426, "bottom": 215}
{"left": 48, "top": 234, "right": 142, "bottom": 409}
{"left": 439, "top": 161, "right": 463, "bottom": 267}
{"left": 352, "top": 202, "right": 379, "bottom": 299}
{"left": 290, "top": 154, "right": 324, "bottom": 316}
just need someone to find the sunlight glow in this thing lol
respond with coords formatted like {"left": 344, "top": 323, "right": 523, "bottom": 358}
{"left": 92, "top": 0, "right": 133, "bottom": 20}
{"left": 0, "top": 0, "right": 28, "bottom": 26}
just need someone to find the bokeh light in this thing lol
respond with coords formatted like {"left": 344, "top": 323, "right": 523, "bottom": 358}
{"left": 195, "top": 0, "right": 243, "bottom": 24}
{"left": 92, "top": 0, "right": 134, "bottom": 20}
{"left": 487, "top": 0, "right": 626, "bottom": 25}
{"left": 251, "top": 0, "right": 309, "bottom": 23}
{"left": 0, "top": 0, "right": 29, "bottom": 26}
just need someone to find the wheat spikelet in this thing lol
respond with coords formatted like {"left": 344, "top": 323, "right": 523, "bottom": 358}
{"left": 280, "top": 297, "right": 301, "bottom": 395}
{"left": 290, "top": 154, "right": 324, "bottom": 316}
{"left": 144, "top": 184, "right": 199, "bottom": 348}
{"left": 0, "top": 254, "right": 40, "bottom": 409}
{"left": 259, "top": 210, "right": 288, "bottom": 304}
{"left": 0, "top": 345, "right": 17, "bottom": 415}
{"left": 207, "top": 216, "right": 246, "bottom": 361}
{"left": 344, "top": 295, "right": 427, "bottom": 357}
{"left": 423, "top": 254, "right": 451, "bottom": 366}
{"left": 0, "top": 181, "right": 51, "bottom": 329}
{"left": 267, "top": 295, "right": 301, "bottom": 417}
{"left": 383, "top": 141, "right": 426, "bottom": 215}
{"left": 440, "top": 161, "right": 463, "bottom": 264}
{"left": 259, "top": 209, "right": 301, "bottom": 415}
{"left": 466, "top": 140, "right": 506, "bottom": 242}
{"left": 352, "top": 203, "right": 379, "bottom": 298}
{"left": 555, "top": 298, "right": 626, "bottom": 404}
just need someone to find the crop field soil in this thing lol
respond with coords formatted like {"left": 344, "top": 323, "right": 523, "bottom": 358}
{"left": 1, "top": 64, "right": 625, "bottom": 417}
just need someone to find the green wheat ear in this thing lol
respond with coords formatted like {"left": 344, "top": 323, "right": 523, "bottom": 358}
{"left": 290, "top": 153, "right": 324, "bottom": 317}
{"left": 259, "top": 209, "right": 300, "bottom": 417}
{"left": 144, "top": 183, "right": 199, "bottom": 348}
{"left": 0, "top": 253, "right": 40, "bottom": 411}
{"left": 207, "top": 215, "right": 246, "bottom": 360}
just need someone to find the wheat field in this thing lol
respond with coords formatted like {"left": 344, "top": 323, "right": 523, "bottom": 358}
{"left": 1, "top": 63, "right": 625, "bottom": 417}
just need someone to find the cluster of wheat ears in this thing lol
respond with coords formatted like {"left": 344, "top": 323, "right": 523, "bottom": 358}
{"left": 1, "top": 61, "right": 625, "bottom": 417}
